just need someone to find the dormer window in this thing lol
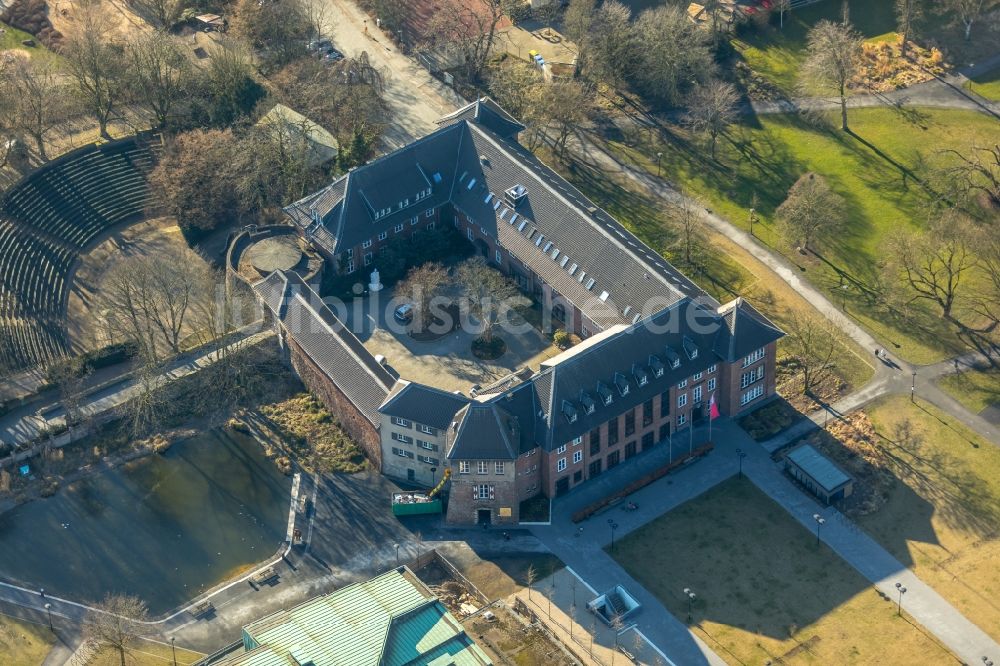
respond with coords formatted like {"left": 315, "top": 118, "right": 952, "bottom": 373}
{"left": 613, "top": 372, "right": 630, "bottom": 396}
{"left": 562, "top": 400, "right": 578, "bottom": 424}
{"left": 683, "top": 336, "right": 699, "bottom": 360}
{"left": 597, "top": 382, "right": 613, "bottom": 406}
{"left": 580, "top": 391, "right": 596, "bottom": 414}
{"left": 633, "top": 364, "right": 649, "bottom": 386}
{"left": 665, "top": 347, "right": 681, "bottom": 369}
{"left": 649, "top": 355, "right": 664, "bottom": 378}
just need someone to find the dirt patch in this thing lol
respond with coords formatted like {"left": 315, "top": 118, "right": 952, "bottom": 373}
{"left": 65, "top": 217, "right": 198, "bottom": 351}
{"left": 47, "top": 0, "right": 150, "bottom": 44}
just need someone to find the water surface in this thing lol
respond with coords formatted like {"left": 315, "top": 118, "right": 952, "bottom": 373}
{"left": 0, "top": 429, "right": 291, "bottom": 615}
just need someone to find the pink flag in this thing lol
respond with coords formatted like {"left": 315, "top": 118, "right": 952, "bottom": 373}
{"left": 709, "top": 393, "right": 720, "bottom": 420}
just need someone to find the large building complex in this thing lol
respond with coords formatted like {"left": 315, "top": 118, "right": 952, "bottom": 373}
{"left": 250, "top": 99, "right": 783, "bottom": 525}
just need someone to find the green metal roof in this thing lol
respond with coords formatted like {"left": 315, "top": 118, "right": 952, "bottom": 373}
{"left": 786, "top": 444, "right": 852, "bottom": 493}
{"left": 225, "top": 568, "right": 491, "bottom": 666}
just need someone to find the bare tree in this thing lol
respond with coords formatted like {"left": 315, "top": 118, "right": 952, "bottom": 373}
{"left": 887, "top": 211, "right": 977, "bottom": 321}
{"left": 0, "top": 58, "right": 68, "bottom": 161}
{"left": 424, "top": 0, "right": 510, "bottom": 83}
{"left": 94, "top": 244, "right": 217, "bottom": 361}
{"left": 975, "top": 235, "right": 1000, "bottom": 329}
{"left": 670, "top": 200, "right": 702, "bottom": 267}
{"left": 938, "top": 143, "right": 1000, "bottom": 210}
{"left": 775, "top": 0, "right": 791, "bottom": 29}
{"left": 61, "top": 8, "right": 130, "bottom": 139}
{"left": 529, "top": 80, "right": 592, "bottom": 159}
{"left": 633, "top": 5, "right": 715, "bottom": 106}
{"left": 394, "top": 263, "right": 450, "bottom": 334}
{"left": 83, "top": 594, "right": 148, "bottom": 666}
{"left": 584, "top": 1, "right": 636, "bottom": 87}
{"left": 784, "top": 315, "right": 838, "bottom": 395}
{"left": 126, "top": 0, "right": 185, "bottom": 30}
{"left": 799, "top": 20, "right": 863, "bottom": 131}
{"left": 775, "top": 172, "right": 846, "bottom": 254}
{"left": 456, "top": 257, "right": 523, "bottom": 344}
{"left": 944, "top": 0, "right": 986, "bottom": 41}
{"left": 562, "top": 0, "right": 595, "bottom": 77}
{"left": 127, "top": 31, "right": 191, "bottom": 129}
{"left": 229, "top": 0, "right": 311, "bottom": 68}
{"left": 895, "top": 0, "right": 923, "bottom": 57}
{"left": 526, "top": 563, "right": 537, "bottom": 601}
{"left": 487, "top": 60, "right": 542, "bottom": 119}
{"left": 684, "top": 79, "right": 739, "bottom": 160}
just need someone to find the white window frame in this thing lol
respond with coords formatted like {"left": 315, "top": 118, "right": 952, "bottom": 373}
{"left": 394, "top": 223, "right": 404, "bottom": 233}
{"left": 495, "top": 461, "right": 505, "bottom": 475}
{"left": 678, "top": 379, "right": 688, "bottom": 389}
{"left": 362, "top": 239, "right": 372, "bottom": 249}
{"left": 572, "top": 436, "right": 582, "bottom": 446}
{"left": 677, "top": 413, "right": 687, "bottom": 426}
{"left": 693, "top": 385, "right": 702, "bottom": 403}
{"left": 392, "top": 417, "right": 411, "bottom": 428}
{"left": 693, "top": 372, "right": 703, "bottom": 381}
{"left": 678, "top": 393, "right": 688, "bottom": 408}
{"left": 708, "top": 364, "right": 718, "bottom": 374}
{"left": 378, "top": 231, "right": 388, "bottom": 241}
{"left": 418, "top": 424, "right": 436, "bottom": 435}
{"left": 478, "top": 461, "right": 488, "bottom": 474}
{"left": 459, "top": 461, "right": 470, "bottom": 474}
{"left": 741, "top": 385, "right": 765, "bottom": 406}
{"left": 557, "top": 458, "right": 567, "bottom": 472}
{"left": 743, "top": 348, "right": 765, "bottom": 368}
{"left": 425, "top": 208, "right": 434, "bottom": 218}
{"left": 556, "top": 444, "right": 567, "bottom": 454}
{"left": 708, "top": 377, "right": 717, "bottom": 391}
{"left": 573, "top": 450, "right": 583, "bottom": 464}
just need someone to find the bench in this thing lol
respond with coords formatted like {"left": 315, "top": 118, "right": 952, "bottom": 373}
{"left": 250, "top": 567, "right": 279, "bottom": 586}
{"left": 190, "top": 601, "right": 214, "bottom": 617}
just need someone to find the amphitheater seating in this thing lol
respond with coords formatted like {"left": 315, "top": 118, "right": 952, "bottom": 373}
{"left": 0, "top": 136, "right": 159, "bottom": 373}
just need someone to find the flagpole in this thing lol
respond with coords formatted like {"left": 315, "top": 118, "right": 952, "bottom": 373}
{"left": 688, "top": 418, "right": 693, "bottom": 455}
{"left": 669, "top": 427, "right": 673, "bottom": 464}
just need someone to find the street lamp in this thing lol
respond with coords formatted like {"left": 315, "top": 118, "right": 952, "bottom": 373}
{"left": 607, "top": 518, "right": 619, "bottom": 552}
{"left": 895, "top": 582, "right": 907, "bottom": 615}
{"left": 430, "top": 467, "right": 437, "bottom": 487}
{"left": 736, "top": 448, "right": 746, "bottom": 479}
{"left": 812, "top": 513, "right": 826, "bottom": 545}
{"left": 44, "top": 603, "right": 52, "bottom": 631}
{"left": 171, "top": 637, "right": 177, "bottom": 666}
{"left": 656, "top": 152, "right": 663, "bottom": 177}
{"left": 749, "top": 207, "right": 758, "bottom": 237}
{"left": 683, "top": 587, "right": 696, "bottom": 622}
{"left": 911, "top": 372, "right": 916, "bottom": 403}
{"left": 840, "top": 283, "right": 849, "bottom": 312}
{"left": 394, "top": 543, "right": 400, "bottom": 567}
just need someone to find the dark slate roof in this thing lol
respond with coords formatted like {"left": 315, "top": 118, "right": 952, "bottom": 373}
{"left": 531, "top": 299, "right": 729, "bottom": 450}
{"left": 445, "top": 402, "right": 520, "bottom": 461}
{"left": 713, "top": 297, "right": 784, "bottom": 362}
{"left": 786, "top": 444, "right": 852, "bottom": 492}
{"left": 252, "top": 271, "right": 396, "bottom": 427}
{"left": 379, "top": 380, "right": 469, "bottom": 430}
{"left": 436, "top": 97, "right": 525, "bottom": 140}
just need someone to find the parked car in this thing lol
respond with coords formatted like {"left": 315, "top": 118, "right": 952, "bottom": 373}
{"left": 393, "top": 303, "right": 414, "bottom": 324}
{"left": 307, "top": 39, "right": 333, "bottom": 52}
{"left": 322, "top": 48, "right": 344, "bottom": 62}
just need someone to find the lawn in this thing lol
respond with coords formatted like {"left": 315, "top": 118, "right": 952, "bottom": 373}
{"left": 938, "top": 367, "right": 1000, "bottom": 415}
{"left": 603, "top": 106, "right": 999, "bottom": 364}
{"left": 857, "top": 394, "right": 1000, "bottom": 636}
{"left": 0, "top": 612, "right": 55, "bottom": 666}
{"left": 86, "top": 638, "right": 203, "bottom": 665}
{"left": 538, "top": 145, "right": 874, "bottom": 409}
{"left": 970, "top": 68, "right": 1000, "bottom": 102}
{"left": 610, "top": 477, "right": 954, "bottom": 665}
{"left": 733, "top": 0, "right": 897, "bottom": 93}
{"left": 0, "top": 21, "right": 62, "bottom": 68}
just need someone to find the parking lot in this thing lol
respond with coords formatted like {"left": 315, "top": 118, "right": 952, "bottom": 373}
{"left": 340, "top": 285, "right": 559, "bottom": 394}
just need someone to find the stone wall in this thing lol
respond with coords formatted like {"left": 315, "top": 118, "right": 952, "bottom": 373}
{"left": 286, "top": 336, "right": 383, "bottom": 470}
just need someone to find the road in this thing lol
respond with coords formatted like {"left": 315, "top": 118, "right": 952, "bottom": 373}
{"left": 316, "top": 0, "right": 464, "bottom": 150}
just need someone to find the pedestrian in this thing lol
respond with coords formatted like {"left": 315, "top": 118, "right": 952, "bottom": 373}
{"left": 954, "top": 359, "right": 960, "bottom": 372}
{"left": 503, "top": 531, "right": 510, "bottom": 541}
{"left": 39, "top": 588, "right": 44, "bottom": 598}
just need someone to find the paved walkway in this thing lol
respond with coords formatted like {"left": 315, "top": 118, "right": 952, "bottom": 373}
{"left": 0, "top": 326, "right": 274, "bottom": 447}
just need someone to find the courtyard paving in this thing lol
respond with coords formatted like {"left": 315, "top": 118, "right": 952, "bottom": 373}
{"left": 339, "top": 285, "right": 560, "bottom": 393}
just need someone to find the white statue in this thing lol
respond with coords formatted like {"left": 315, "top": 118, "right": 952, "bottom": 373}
{"left": 369, "top": 268, "right": 383, "bottom": 292}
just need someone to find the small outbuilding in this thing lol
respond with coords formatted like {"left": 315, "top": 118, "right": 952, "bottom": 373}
{"left": 784, "top": 443, "right": 853, "bottom": 505}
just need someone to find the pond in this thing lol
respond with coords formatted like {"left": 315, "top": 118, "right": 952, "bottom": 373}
{"left": 0, "top": 429, "right": 291, "bottom": 615}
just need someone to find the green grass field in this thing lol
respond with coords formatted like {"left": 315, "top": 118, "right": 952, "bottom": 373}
{"left": 0, "top": 613, "right": 55, "bottom": 666}
{"left": 610, "top": 477, "right": 954, "bottom": 665}
{"left": 603, "top": 107, "right": 998, "bottom": 363}
{"left": 938, "top": 367, "right": 1000, "bottom": 414}
{"left": 970, "top": 68, "right": 1000, "bottom": 102}
{"left": 857, "top": 395, "right": 1000, "bottom": 639}
{"left": 0, "top": 22, "right": 62, "bottom": 68}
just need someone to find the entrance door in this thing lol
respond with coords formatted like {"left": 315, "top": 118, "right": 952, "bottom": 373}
{"left": 407, "top": 468, "right": 415, "bottom": 482}
{"left": 477, "top": 509, "right": 492, "bottom": 526}
{"left": 555, "top": 477, "right": 570, "bottom": 496}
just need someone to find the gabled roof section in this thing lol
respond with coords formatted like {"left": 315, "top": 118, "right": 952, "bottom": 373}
{"left": 446, "top": 402, "right": 520, "bottom": 460}
{"left": 713, "top": 297, "right": 784, "bottom": 362}
{"left": 251, "top": 271, "right": 395, "bottom": 426}
{"left": 437, "top": 97, "right": 526, "bottom": 140}
{"left": 379, "top": 380, "right": 469, "bottom": 430}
